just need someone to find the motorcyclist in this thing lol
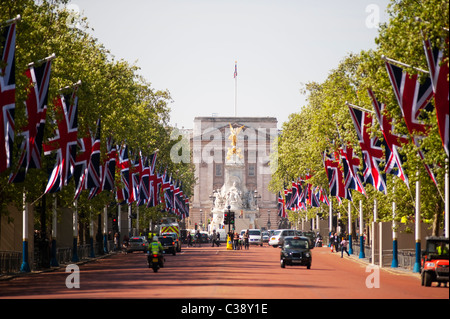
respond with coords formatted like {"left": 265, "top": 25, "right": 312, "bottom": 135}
{"left": 148, "top": 236, "right": 164, "bottom": 266}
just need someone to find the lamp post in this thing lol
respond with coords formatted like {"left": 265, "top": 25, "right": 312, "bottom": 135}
{"left": 200, "top": 209, "right": 203, "bottom": 230}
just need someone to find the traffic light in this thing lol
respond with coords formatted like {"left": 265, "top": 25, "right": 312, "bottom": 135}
{"left": 229, "top": 212, "right": 235, "bottom": 225}
{"left": 224, "top": 212, "right": 229, "bottom": 225}
{"left": 112, "top": 217, "right": 118, "bottom": 233}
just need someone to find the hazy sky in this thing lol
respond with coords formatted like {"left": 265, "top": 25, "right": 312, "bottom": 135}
{"left": 69, "top": 0, "right": 390, "bottom": 129}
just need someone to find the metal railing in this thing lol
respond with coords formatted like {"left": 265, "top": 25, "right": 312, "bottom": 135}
{"left": 1, "top": 240, "right": 116, "bottom": 274}
{"left": 0, "top": 251, "right": 22, "bottom": 274}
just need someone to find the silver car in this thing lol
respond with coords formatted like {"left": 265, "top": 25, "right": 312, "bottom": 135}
{"left": 269, "top": 229, "right": 300, "bottom": 248}
{"left": 127, "top": 236, "right": 148, "bottom": 253}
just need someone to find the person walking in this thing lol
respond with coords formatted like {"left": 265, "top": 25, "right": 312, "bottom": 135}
{"left": 233, "top": 231, "right": 239, "bottom": 250}
{"left": 330, "top": 232, "right": 335, "bottom": 252}
{"left": 211, "top": 230, "right": 216, "bottom": 247}
{"left": 333, "top": 233, "right": 339, "bottom": 253}
{"left": 215, "top": 232, "right": 221, "bottom": 247}
{"left": 340, "top": 237, "right": 350, "bottom": 258}
{"left": 243, "top": 230, "right": 249, "bottom": 250}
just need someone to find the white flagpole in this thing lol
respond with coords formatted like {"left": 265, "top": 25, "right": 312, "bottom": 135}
{"left": 234, "top": 61, "right": 237, "bottom": 117}
{"left": 445, "top": 158, "right": 449, "bottom": 238}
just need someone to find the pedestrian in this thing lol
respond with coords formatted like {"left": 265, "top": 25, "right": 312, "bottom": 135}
{"left": 340, "top": 237, "right": 350, "bottom": 258}
{"left": 211, "top": 230, "right": 216, "bottom": 247}
{"left": 114, "top": 232, "right": 119, "bottom": 251}
{"left": 233, "top": 231, "right": 239, "bottom": 250}
{"left": 329, "top": 233, "right": 334, "bottom": 252}
{"left": 187, "top": 233, "right": 192, "bottom": 247}
{"left": 243, "top": 230, "right": 249, "bottom": 250}
{"left": 216, "top": 232, "right": 221, "bottom": 247}
{"left": 333, "top": 233, "right": 339, "bottom": 253}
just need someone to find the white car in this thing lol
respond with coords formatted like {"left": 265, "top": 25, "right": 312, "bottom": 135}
{"left": 248, "top": 229, "right": 263, "bottom": 246}
{"left": 269, "top": 229, "right": 299, "bottom": 248}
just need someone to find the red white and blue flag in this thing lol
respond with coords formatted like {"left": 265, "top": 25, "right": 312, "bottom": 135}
{"left": 385, "top": 61, "right": 438, "bottom": 186}
{"left": 9, "top": 59, "right": 52, "bottom": 183}
{"left": 323, "top": 150, "right": 348, "bottom": 198}
{"left": 277, "top": 191, "right": 287, "bottom": 218}
{"left": 73, "top": 133, "right": 93, "bottom": 199}
{"left": 340, "top": 144, "right": 366, "bottom": 197}
{"left": 0, "top": 22, "right": 16, "bottom": 173}
{"left": 116, "top": 143, "right": 130, "bottom": 204}
{"left": 43, "top": 89, "right": 79, "bottom": 193}
{"left": 348, "top": 106, "right": 387, "bottom": 194}
{"left": 86, "top": 119, "right": 101, "bottom": 190}
{"left": 234, "top": 61, "right": 237, "bottom": 79}
{"left": 369, "top": 89, "right": 409, "bottom": 187}
{"left": 102, "top": 137, "right": 116, "bottom": 192}
{"left": 423, "top": 37, "right": 449, "bottom": 157}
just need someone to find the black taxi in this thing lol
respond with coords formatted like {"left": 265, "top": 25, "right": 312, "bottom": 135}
{"left": 280, "top": 236, "right": 312, "bottom": 269}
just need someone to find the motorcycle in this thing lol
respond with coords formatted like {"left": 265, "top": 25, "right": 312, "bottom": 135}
{"left": 147, "top": 252, "right": 164, "bottom": 272}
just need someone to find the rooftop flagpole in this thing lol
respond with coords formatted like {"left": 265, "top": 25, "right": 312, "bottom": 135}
{"left": 234, "top": 61, "right": 237, "bottom": 117}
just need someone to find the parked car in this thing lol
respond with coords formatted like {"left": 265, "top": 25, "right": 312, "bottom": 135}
{"left": 158, "top": 235, "right": 176, "bottom": 255}
{"left": 248, "top": 229, "right": 263, "bottom": 246}
{"left": 161, "top": 232, "right": 181, "bottom": 252}
{"left": 269, "top": 229, "right": 297, "bottom": 248}
{"left": 301, "top": 231, "right": 316, "bottom": 249}
{"left": 262, "top": 231, "right": 270, "bottom": 243}
{"left": 421, "top": 236, "right": 449, "bottom": 287}
{"left": 280, "top": 236, "right": 312, "bottom": 269}
{"left": 127, "top": 236, "right": 148, "bottom": 253}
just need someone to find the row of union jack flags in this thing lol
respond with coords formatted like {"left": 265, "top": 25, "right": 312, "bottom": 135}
{"left": 323, "top": 35, "right": 448, "bottom": 203}
{"left": 113, "top": 144, "right": 190, "bottom": 219}
{"left": 278, "top": 176, "right": 330, "bottom": 218}
{"left": 278, "top": 35, "right": 448, "bottom": 215}
{"left": 0, "top": 20, "right": 189, "bottom": 219}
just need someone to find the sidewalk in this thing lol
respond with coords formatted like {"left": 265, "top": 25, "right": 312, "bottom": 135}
{"left": 0, "top": 250, "right": 120, "bottom": 282}
{"left": 327, "top": 245, "right": 421, "bottom": 279}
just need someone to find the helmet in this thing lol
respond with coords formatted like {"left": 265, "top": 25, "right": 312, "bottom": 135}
{"left": 153, "top": 236, "right": 159, "bottom": 242}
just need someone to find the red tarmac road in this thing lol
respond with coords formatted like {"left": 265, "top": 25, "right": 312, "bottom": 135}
{"left": 0, "top": 244, "right": 448, "bottom": 299}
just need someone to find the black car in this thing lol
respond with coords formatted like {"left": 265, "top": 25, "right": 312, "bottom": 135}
{"left": 158, "top": 236, "right": 176, "bottom": 255}
{"left": 280, "top": 236, "right": 312, "bottom": 269}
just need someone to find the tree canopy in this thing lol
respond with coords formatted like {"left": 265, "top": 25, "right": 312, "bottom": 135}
{"left": 270, "top": 0, "right": 448, "bottom": 234}
{"left": 1, "top": 0, "right": 195, "bottom": 226}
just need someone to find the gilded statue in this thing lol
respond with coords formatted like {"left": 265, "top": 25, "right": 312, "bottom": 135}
{"left": 227, "top": 124, "right": 244, "bottom": 160}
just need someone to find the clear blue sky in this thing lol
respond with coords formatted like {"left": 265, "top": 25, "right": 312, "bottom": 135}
{"left": 69, "top": 0, "right": 390, "bottom": 129}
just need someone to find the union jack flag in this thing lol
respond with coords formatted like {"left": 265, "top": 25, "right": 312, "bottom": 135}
{"left": 102, "top": 137, "right": 116, "bottom": 191}
{"left": 347, "top": 106, "right": 387, "bottom": 194}
{"left": 277, "top": 191, "right": 287, "bottom": 218}
{"left": 74, "top": 134, "right": 93, "bottom": 199}
{"left": 287, "top": 181, "right": 299, "bottom": 211}
{"left": 137, "top": 153, "right": 149, "bottom": 206}
{"left": 0, "top": 22, "right": 16, "bottom": 173}
{"left": 43, "top": 89, "right": 79, "bottom": 193}
{"left": 423, "top": 37, "right": 449, "bottom": 157}
{"left": 385, "top": 62, "right": 438, "bottom": 186}
{"left": 86, "top": 119, "right": 101, "bottom": 190}
{"left": 75, "top": 119, "right": 101, "bottom": 199}
{"left": 369, "top": 89, "right": 409, "bottom": 187}
{"left": 323, "top": 151, "right": 348, "bottom": 198}
{"left": 319, "top": 187, "right": 330, "bottom": 206}
{"left": 340, "top": 144, "right": 366, "bottom": 196}
{"left": 89, "top": 135, "right": 114, "bottom": 199}
{"left": 129, "top": 151, "right": 142, "bottom": 204}
{"left": 162, "top": 171, "right": 173, "bottom": 210}
{"left": 9, "top": 59, "right": 52, "bottom": 183}
{"left": 145, "top": 151, "right": 159, "bottom": 207}
{"left": 311, "top": 186, "right": 321, "bottom": 208}
{"left": 116, "top": 144, "right": 130, "bottom": 204}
